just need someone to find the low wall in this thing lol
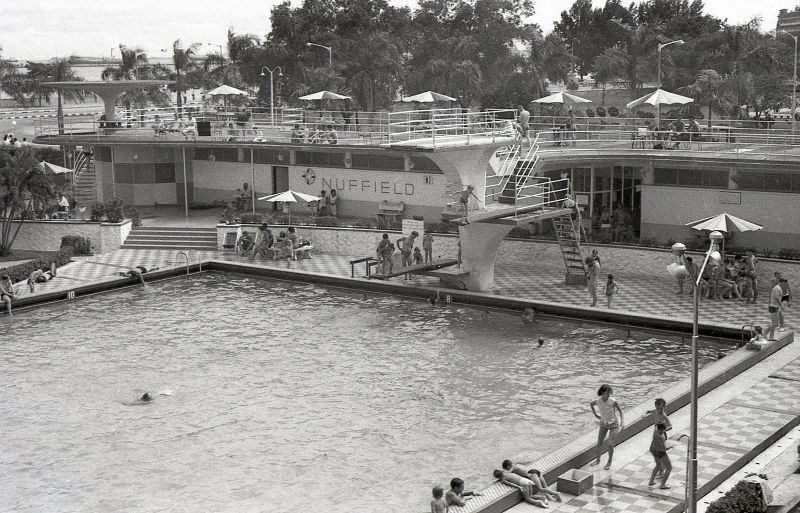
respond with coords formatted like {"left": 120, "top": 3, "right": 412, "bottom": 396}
{"left": 10, "top": 219, "right": 132, "bottom": 254}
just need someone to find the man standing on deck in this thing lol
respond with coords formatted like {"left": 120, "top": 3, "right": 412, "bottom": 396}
{"left": 517, "top": 105, "right": 531, "bottom": 148}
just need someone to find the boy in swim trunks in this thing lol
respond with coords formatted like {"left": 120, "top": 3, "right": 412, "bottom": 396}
{"left": 493, "top": 469, "right": 548, "bottom": 508}
{"left": 0, "top": 273, "right": 15, "bottom": 316}
{"left": 648, "top": 422, "right": 672, "bottom": 489}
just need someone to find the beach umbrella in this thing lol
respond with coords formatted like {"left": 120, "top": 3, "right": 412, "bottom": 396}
{"left": 627, "top": 88, "right": 694, "bottom": 127}
{"left": 532, "top": 91, "right": 593, "bottom": 106}
{"left": 59, "top": 195, "right": 70, "bottom": 208}
{"left": 686, "top": 212, "right": 763, "bottom": 256}
{"left": 298, "top": 91, "right": 351, "bottom": 101}
{"left": 401, "top": 91, "right": 457, "bottom": 103}
{"left": 258, "top": 190, "right": 321, "bottom": 224}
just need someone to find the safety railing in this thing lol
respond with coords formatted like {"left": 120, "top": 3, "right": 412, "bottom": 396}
{"left": 512, "top": 176, "right": 571, "bottom": 221}
{"left": 387, "top": 108, "right": 518, "bottom": 147}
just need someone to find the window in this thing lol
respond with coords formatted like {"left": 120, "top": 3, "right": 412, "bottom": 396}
{"left": 654, "top": 167, "right": 728, "bottom": 189}
{"left": 410, "top": 156, "right": 442, "bottom": 174}
{"left": 95, "top": 147, "right": 112, "bottom": 162}
{"left": 253, "top": 149, "right": 287, "bottom": 165}
{"left": 194, "top": 147, "right": 238, "bottom": 162}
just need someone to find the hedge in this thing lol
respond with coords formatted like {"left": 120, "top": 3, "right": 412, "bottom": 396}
{"left": 61, "top": 236, "right": 91, "bottom": 255}
{"left": 0, "top": 249, "right": 73, "bottom": 284}
{"left": 706, "top": 478, "right": 768, "bottom": 513}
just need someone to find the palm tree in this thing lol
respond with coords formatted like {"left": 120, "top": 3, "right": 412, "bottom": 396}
{"left": 42, "top": 58, "right": 84, "bottom": 134}
{"left": 0, "top": 148, "right": 57, "bottom": 255}
{"left": 171, "top": 40, "right": 200, "bottom": 114}
{"left": 679, "top": 69, "right": 734, "bottom": 127}
{"left": 101, "top": 46, "right": 169, "bottom": 117}
{"left": 0, "top": 47, "right": 26, "bottom": 106}
{"left": 593, "top": 20, "right": 663, "bottom": 99}
{"left": 424, "top": 36, "right": 483, "bottom": 108}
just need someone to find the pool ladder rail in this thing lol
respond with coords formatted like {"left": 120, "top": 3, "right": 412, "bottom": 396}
{"left": 175, "top": 251, "right": 203, "bottom": 276}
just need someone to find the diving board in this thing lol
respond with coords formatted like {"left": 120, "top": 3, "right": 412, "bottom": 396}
{"left": 368, "top": 258, "right": 459, "bottom": 280}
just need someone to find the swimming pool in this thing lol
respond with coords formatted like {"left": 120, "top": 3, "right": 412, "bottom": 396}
{"left": 0, "top": 272, "right": 729, "bottom": 512}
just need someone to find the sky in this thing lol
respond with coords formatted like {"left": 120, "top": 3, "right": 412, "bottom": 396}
{"left": 1, "top": 0, "right": 784, "bottom": 61}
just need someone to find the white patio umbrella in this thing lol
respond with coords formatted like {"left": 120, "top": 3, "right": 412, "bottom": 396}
{"left": 207, "top": 85, "right": 248, "bottom": 96}
{"left": 401, "top": 91, "right": 457, "bottom": 103}
{"left": 258, "top": 190, "right": 321, "bottom": 224}
{"left": 41, "top": 162, "right": 74, "bottom": 174}
{"left": 532, "top": 91, "right": 593, "bottom": 106}
{"left": 686, "top": 212, "right": 763, "bottom": 256}
{"left": 206, "top": 85, "right": 248, "bottom": 107}
{"left": 626, "top": 88, "right": 694, "bottom": 127}
{"left": 298, "top": 91, "right": 351, "bottom": 101}
{"left": 686, "top": 213, "right": 763, "bottom": 233}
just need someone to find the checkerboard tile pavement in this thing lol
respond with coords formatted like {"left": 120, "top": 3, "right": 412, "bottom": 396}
{"left": 689, "top": 403, "right": 796, "bottom": 452}
{"left": 729, "top": 376, "right": 800, "bottom": 414}
{"left": 11, "top": 247, "right": 797, "bottom": 335}
{"left": 770, "top": 357, "right": 800, "bottom": 381}
{"left": 556, "top": 486, "right": 677, "bottom": 513}
{"left": 592, "top": 442, "right": 741, "bottom": 503}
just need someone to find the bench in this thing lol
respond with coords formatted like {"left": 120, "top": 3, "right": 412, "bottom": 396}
{"left": 376, "top": 200, "right": 405, "bottom": 230}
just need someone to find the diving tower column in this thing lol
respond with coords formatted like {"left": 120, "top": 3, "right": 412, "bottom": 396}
{"left": 428, "top": 146, "right": 499, "bottom": 210}
{"left": 459, "top": 220, "right": 516, "bottom": 291}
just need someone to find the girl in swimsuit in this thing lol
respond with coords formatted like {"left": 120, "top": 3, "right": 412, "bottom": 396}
{"left": 589, "top": 384, "right": 624, "bottom": 469}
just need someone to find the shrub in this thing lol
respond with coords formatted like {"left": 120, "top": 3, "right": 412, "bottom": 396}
{"left": 608, "top": 106, "right": 620, "bottom": 117}
{"left": 315, "top": 217, "right": 341, "bottom": 227}
{"left": 61, "top": 235, "right": 91, "bottom": 255}
{"left": 706, "top": 477, "right": 768, "bottom": 513}
{"left": 90, "top": 202, "right": 105, "bottom": 222}
{"left": 586, "top": 108, "right": 595, "bottom": 117}
{"left": 596, "top": 106, "right": 606, "bottom": 117}
{"left": 104, "top": 199, "right": 124, "bottom": 223}
{"left": 239, "top": 213, "right": 264, "bottom": 224}
{"left": 0, "top": 250, "right": 72, "bottom": 283}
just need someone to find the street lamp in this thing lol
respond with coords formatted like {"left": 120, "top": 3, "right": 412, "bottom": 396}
{"left": 779, "top": 30, "right": 797, "bottom": 142}
{"left": 671, "top": 230, "right": 723, "bottom": 513}
{"left": 657, "top": 39, "right": 684, "bottom": 88}
{"left": 306, "top": 42, "right": 333, "bottom": 68}
{"left": 260, "top": 66, "right": 283, "bottom": 126}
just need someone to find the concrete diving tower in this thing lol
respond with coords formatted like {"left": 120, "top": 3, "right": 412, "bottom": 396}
{"left": 42, "top": 80, "right": 176, "bottom": 123}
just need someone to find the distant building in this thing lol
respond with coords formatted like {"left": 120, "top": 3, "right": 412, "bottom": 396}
{"left": 778, "top": 7, "right": 800, "bottom": 36}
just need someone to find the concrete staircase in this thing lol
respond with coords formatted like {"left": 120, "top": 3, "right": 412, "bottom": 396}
{"left": 73, "top": 154, "right": 97, "bottom": 206}
{"left": 122, "top": 227, "right": 218, "bottom": 250}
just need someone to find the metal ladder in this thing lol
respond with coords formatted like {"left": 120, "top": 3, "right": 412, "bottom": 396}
{"left": 552, "top": 201, "right": 589, "bottom": 285}
{"left": 175, "top": 251, "right": 202, "bottom": 276}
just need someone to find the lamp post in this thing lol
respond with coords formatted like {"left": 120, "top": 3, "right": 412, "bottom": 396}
{"left": 306, "top": 42, "right": 333, "bottom": 68}
{"left": 260, "top": 66, "right": 283, "bottom": 126}
{"left": 780, "top": 30, "right": 798, "bottom": 142}
{"left": 671, "top": 230, "right": 724, "bottom": 513}
{"left": 657, "top": 39, "right": 685, "bottom": 88}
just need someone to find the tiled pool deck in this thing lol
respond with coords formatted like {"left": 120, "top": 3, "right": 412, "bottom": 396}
{"left": 4, "top": 245, "right": 800, "bottom": 513}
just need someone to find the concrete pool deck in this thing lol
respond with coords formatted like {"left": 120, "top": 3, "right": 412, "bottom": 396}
{"left": 4, "top": 245, "right": 800, "bottom": 513}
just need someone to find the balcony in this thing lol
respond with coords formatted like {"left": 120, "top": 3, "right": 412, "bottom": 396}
{"left": 33, "top": 106, "right": 518, "bottom": 150}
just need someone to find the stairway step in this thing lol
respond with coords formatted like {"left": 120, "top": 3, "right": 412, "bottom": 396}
{"left": 122, "top": 244, "right": 217, "bottom": 250}
{"left": 132, "top": 226, "right": 216, "bottom": 233}
{"left": 122, "top": 241, "right": 217, "bottom": 248}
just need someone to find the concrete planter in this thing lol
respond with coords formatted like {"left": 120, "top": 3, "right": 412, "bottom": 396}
{"left": 556, "top": 469, "right": 594, "bottom": 496}
{"left": 9, "top": 219, "right": 132, "bottom": 254}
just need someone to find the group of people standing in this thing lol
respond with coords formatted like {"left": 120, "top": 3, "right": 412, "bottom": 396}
{"left": 315, "top": 190, "right": 338, "bottom": 217}
{"left": 375, "top": 230, "right": 434, "bottom": 275}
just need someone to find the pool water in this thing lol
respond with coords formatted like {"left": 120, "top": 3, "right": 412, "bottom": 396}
{"left": 0, "top": 273, "right": 729, "bottom": 513}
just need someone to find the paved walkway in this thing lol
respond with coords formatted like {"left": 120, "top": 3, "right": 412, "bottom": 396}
{"left": 501, "top": 339, "right": 800, "bottom": 513}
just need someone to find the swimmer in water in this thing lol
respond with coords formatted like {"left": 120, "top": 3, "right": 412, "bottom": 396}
{"left": 118, "top": 266, "right": 159, "bottom": 288}
{"left": 522, "top": 305, "right": 537, "bottom": 324}
{"left": 141, "top": 392, "right": 152, "bottom": 402}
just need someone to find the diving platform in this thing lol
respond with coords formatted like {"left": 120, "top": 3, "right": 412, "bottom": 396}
{"left": 443, "top": 204, "right": 575, "bottom": 225}
{"left": 368, "top": 258, "right": 459, "bottom": 280}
